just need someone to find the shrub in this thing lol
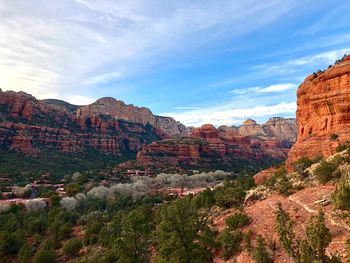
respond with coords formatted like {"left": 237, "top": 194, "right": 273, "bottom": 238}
{"left": 32, "top": 248, "right": 56, "bottom": 263}
{"left": 0, "top": 231, "right": 24, "bottom": 256}
{"left": 332, "top": 172, "right": 350, "bottom": 211}
{"left": 330, "top": 133, "right": 339, "bottom": 141}
{"left": 292, "top": 157, "right": 313, "bottom": 177}
{"left": 17, "top": 244, "right": 33, "bottom": 263}
{"left": 336, "top": 141, "right": 350, "bottom": 152}
{"left": 24, "top": 199, "right": 47, "bottom": 212}
{"left": 264, "top": 167, "right": 286, "bottom": 187}
{"left": 60, "top": 197, "right": 77, "bottom": 211}
{"left": 225, "top": 212, "right": 250, "bottom": 230}
{"left": 65, "top": 183, "right": 82, "bottom": 197}
{"left": 252, "top": 235, "right": 272, "bottom": 263}
{"left": 314, "top": 161, "right": 337, "bottom": 184}
{"left": 62, "top": 238, "right": 83, "bottom": 257}
{"left": 219, "top": 229, "right": 242, "bottom": 260}
{"left": 275, "top": 174, "right": 294, "bottom": 196}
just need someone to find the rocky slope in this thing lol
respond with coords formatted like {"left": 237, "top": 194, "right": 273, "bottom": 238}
{"left": 0, "top": 89, "right": 187, "bottom": 157}
{"left": 136, "top": 123, "right": 292, "bottom": 169}
{"left": 286, "top": 54, "right": 350, "bottom": 169}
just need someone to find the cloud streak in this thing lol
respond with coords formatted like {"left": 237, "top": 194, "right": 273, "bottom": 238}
{"left": 163, "top": 101, "right": 297, "bottom": 127}
{"left": 0, "top": 0, "right": 299, "bottom": 104}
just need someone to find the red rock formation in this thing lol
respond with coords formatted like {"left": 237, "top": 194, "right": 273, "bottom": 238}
{"left": 0, "top": 89, "right": 187, "bottom": 156}
{"left": 136, "top": 124, "right": 290, "bottom": 168}
{"left": 212, "top": 185, "right": 349, "bottom": 262}
{"left": 286, "top": 55, "right": 350, "bottom": 169}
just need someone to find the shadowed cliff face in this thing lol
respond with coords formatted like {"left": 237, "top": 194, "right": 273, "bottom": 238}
{"left": 0, "top": 90, "right": 187, "bottom": 156}
{"left": 286, "top": 55, "right": 350, "bottom": 169}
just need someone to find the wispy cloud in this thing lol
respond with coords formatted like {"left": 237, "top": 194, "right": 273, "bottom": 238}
{"left": 230, "top": 83, "right": 297, "bottom": 95}
{"left": 0, "top": 0, "right": 299, "bottom": 101}
{"left": 254, "top": 48, "right": 350, "bottom": 76}
{"left": 163, "top": 101, "right": 296, "bottom": 127}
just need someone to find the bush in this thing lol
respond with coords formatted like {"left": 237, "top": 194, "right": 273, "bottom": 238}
{"left": 336, "top": 141, "right": 350, "bottom": 152}
{"left": 32, "top": 248, "right": 56, "bottom": 263}
{"left": 225, "top": 212, "right": 250, "bottom": 230}
{"left": 253, "top": 235, "right": 272, "bottom": 263}
{"left": 62, "top": 238, "right": 83, "bottom": 257}
{"left": 17, "top": 244, "right": 33, "bottom": 263}
{"left": 292, "top": 157, "right": 313, "bottom": 177}
{"left": 24, "top": 199, "right": 47, "bottom": 212}
{"left": 275, "top": 174, "right": 294, "bottom": 196}
{"left": 0, "top": 231, "right": 24, "bottom": 256}
{"left": 219, "top": 229, "right": 242, "bottom": 260}
{"left": 314, "top": 161, "right": 337, "bottom": 184}
{"left": 332, "top": 172, "right": 350, "bottom": 211}
{"left": 65, "top": 183, "right": 82, "bottom": 197}
{"left": 330, "top": 133, "right": 339, "bottom": 141}
{"left": 264, "top": 167, "right": 286, "bottom": 187}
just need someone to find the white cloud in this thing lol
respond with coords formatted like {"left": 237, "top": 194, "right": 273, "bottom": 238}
{"left": 255, "top": 48, "right": 350, "bottom": 76}
{"left": 259, "top": 83, "right": 297, "bottom": 93}
{"left": 163, "top": 101, "right": 296, "bottom": 127}
{"left": 0, "top": 0, "right": 299, "bottom": 100}
{"left": 230, "top": 83, "right": 297, "bottom": 95}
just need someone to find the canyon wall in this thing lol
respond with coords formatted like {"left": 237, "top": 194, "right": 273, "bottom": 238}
{"left": 0, "top": 90, "right": 187, "bottom": 156}
{"left": 286, "top": 55, "right": 350, "bottom": 169}
{"left": 136, "top": 121, "right": 295, "bottom": 169}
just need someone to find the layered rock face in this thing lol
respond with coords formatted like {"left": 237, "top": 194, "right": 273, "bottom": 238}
{"left": 0, "top": 90, "right": 187, "bottom": 156}
{"left": 286, "top": 55, "right": 350, "bottom": 169}
{"left": 76, "top": 97, "right": 188, "bottom": 137}
{"left": 237, "top": 117, "right": 297, "bottom": 144}
{"left": 136, "top": 124, "right": 291, "bottom": 168}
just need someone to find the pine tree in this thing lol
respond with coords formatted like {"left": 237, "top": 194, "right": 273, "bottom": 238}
{"left": 252, "top": 235, "right": 272, "bottom": 263}
{"left": 332, "top": 169, "right": 350, "bottom": 211}
{"left": 156, "top": 197, "right": 215, "bottom": 263}
{"left": 275, "top": 203, "right": 299, "bottom": 260}
{"left": 306, "top": 208, "right": 331, "bottom": 262}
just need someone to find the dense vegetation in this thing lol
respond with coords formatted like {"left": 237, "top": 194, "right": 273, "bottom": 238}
{"left": 0, "top": 176, "right": 257, "bottom": 262}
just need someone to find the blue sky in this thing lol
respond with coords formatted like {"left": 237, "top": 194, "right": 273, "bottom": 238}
{"left": 1, "top": 1, "right": 350, "bottom": 126}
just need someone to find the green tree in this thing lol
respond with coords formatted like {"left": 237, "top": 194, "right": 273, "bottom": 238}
{"left": 63, "top": 238, "right": 83, "bottom": 257}
{"left": 157, "top": 197, "right": 215, "bottom": 263}
{"left": 0, "top": 231, "right": 24, "bottom": 256}
{"left": 225, "top": 211, "right": 250, "bottom": 230}
{"left": 65, "top": 183, "right": 82, "bottom": 197}
{"left": 276, "top": 204, "right": 335, "bottom": 263}
{"left": 218, "top": 229, "right": 242, "bottom": 260}
{"left": 32, "top": 247, "right": 56, "bottom": 263}
{"left": 314, "top": 161, "right": 337, "bottom": 184}
{"left": 114, "top": 208, "right": 152, "bottom": 263}
{"left": 275, "top": 203, "right": 299, "bottom": 260}
{"left": 252, "top": 235, "right": 272, "bottom": 263}
{"left": 332, "top": 171, "right": 350, "bottom": 211}
{"left": 17, "top": 243, "right": 33, "bottom": 263}
{"left": 306, "top": 209, "right": 331, "bottom": 262}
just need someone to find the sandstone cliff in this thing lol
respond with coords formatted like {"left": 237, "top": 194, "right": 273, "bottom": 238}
{"left": 286, "top": 54, "right": 350, "bottom": 168}
{"left": 236, "top": 117, "right": 297, "bottom": 144}
{"left": 136, "top": 124, "right": 290, "bottom": 169}
{"left": 0, "top": 90, "right": 187, "bottom": 156}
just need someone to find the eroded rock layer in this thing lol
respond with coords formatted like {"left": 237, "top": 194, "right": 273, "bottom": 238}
{"left": 286, "top": 55, "right": 350, "bottom": 169}
{"left": 0, "top": 90, "right": 187, "bottom": 156}
{"left": 136, "top": 124, "right": 292, "bottom": 169}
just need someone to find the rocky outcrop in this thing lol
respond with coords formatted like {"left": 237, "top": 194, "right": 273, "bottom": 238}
{"left": 136, "top": 124, "right": 290, "bottom": 169}
{"left": 0, "top": 90, "right": 187, "bottom": 156}
{"left": 237, "top": 117, "right": 297, "bottom": 145}
{"left": 286, "top": 55, "right": 350, "bottom": 169}
{"left": 238, "top": 119, "right": 266, "bottom": 137}
{"left": 76, "top": 97, "right": 188, "bottom": 137}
